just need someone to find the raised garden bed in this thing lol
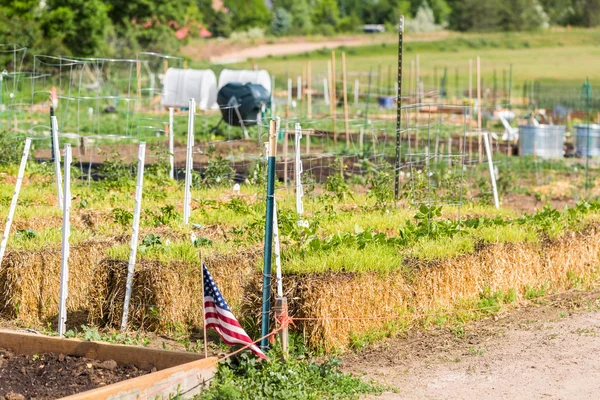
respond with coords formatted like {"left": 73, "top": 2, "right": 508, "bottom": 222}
{"left": 0, "top": 329, "right": 217, "bottom": 399}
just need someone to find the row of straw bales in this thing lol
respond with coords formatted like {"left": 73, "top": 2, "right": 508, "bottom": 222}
{"left": 0, "top": 227, "right": 598, "bottom": 349}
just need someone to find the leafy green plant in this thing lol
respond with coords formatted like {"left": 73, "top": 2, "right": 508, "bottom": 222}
{"left": 367, "top": 164, "right": 394, "bottom": 210}
{"left": 111, "top": 207, "right": 133, "bottom": 227}
{"left": 16, "top": 228, "right": 37, "bottom": 240}
{"left": 145, "top": 205, "right": 180, "bottom": 227}
{"left": 193, "top": 146, "right": 235, "bottom": 188}
{"left": 325, "top": 172, "right": 351, "bottom": 202}
{"left": 199, "top": 352, "right": 382, "bottom": 400}
{"left": 96, "top": 152, "right": 135, "bottom": 190}
{"left": 141, "top": 233, "right": 163, "bottom": 247}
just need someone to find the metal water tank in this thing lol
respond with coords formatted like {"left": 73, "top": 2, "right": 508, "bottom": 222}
{"left": 518, "top": 125, "right": 565, "bottom": 159}
{"left": 575, "top": 124, "right": 600, "bottom": 157}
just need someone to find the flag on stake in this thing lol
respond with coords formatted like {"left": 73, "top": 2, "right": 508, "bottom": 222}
{"left": 203, "top": 263, "right": 267, "bottom": 359}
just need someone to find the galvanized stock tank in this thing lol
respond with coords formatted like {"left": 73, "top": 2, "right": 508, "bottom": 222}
{"left": 575, "top": 124, "right": 600, "bottom": 157}
{"left": 518, "top": 125, "right": 565, "bottom": 159}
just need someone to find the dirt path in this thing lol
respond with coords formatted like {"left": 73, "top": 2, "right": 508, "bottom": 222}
{"left": 201, "top": 32, "right": 449, "bottom": 63}
{"left": 343, "top": 290, "right": 600, "bottom": 399}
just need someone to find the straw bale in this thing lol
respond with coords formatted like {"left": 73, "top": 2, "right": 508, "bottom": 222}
{"left": 90, "top": 249, "right": 261, "bottom": 332}
{"left": 0, "top": 242, "right": 107, "bottom": 327}
{"left": 290, "top": 226, "right": 600, "bottom": 350}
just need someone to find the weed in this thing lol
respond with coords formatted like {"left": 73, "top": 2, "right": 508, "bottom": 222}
{"left": 525, "top": 283, "right": 550, "bottom": 299}
{"left": 467, "top": 346, "right": 485, "bottom": 356}
{"left": 145, "top": 205, "right": 179, "bottom": 227}
{"left": 198, "top": 352, "right": 383, "bottom": 400}
{"left": 111, "top": 207, "right": 133, "bottom": 227}
{"left": 16, "top": 229, "right": 37, "bottom": 240}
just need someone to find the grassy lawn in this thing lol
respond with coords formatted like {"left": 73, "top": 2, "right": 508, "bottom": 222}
{"left": 221, "top": 28, "right": 600, "bottom": 91}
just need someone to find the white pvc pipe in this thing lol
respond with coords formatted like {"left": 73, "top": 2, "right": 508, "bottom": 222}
{"left": 0, "top": 138, "right": 31, "bottom": 268}
{"left": 297, "top": 76, "right": 302, "bottom": 100}
{"left": 354, "top": 79, "right": 359, "bottom": 106}
{"left": 273, "top": 200, "right": 283, "bottom": 298}
{"left": 57, "top": 144, "right": 72, "bottom": 337}
{"left": 51, "top": 116, "right": 63, "bottom": 210}
{"left": 294, "top": 123, "right": 304, "bottom": 223}
{"left": 169, "top": 107, "right": 174, "bottom": 180}
{"left": 483, "top": 132, "right": 500, "bottom": 209}
{"left": 323, "top": 79, "right": 330, "bottom": 105}
{"left": 120, "top": 142, "right": 146, "bottom": 331}
{"left": 183, "top": 98, "right": 195, "bottom": 224}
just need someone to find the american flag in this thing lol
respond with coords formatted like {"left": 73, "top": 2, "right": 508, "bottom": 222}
{"left": 203, "top": 263, "right": 267, "bottom": 359}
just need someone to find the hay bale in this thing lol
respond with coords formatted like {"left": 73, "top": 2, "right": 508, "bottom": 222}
{"left": 279, "top": 272, "right": 411, "bottom": 350}
{"left": 90, "top": 250, "right": 261, "bottom": 332}
{"left": 0, "top": 242, "right": 107, "bottom": 327}
{"left": 286, "top": 227, "right": 600, "bottom": 351}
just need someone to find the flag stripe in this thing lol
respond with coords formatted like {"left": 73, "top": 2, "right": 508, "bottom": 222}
{"left": 202, "top": 263, "right": 267, "bottom": 359}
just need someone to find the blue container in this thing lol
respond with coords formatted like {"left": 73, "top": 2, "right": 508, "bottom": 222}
{"left": 377, "top": 96, "right": 395, "bottom": 109}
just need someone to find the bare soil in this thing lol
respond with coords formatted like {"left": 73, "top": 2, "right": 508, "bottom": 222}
{"left": 343, "top": 289, "right": 600, "bottom": 399}
{"left": 0, "top": 350, "right": 149, "bottom": 399}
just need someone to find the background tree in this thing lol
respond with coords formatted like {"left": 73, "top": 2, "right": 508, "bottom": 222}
{"left": 271, "top": 8, "right": 293, "bottom": 36}
{"left": 224, "top": 0, "right": 272, "bottom": 30}
{"left": 42, "top": 0, "right": 110, "bottom": 57}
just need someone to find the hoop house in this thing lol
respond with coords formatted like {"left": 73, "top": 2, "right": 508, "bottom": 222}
{"left": 218, "top": 69, "right": 271, "bottom": 94}
{"left": 162, "top": 68, "right": 217, "bottom": 110}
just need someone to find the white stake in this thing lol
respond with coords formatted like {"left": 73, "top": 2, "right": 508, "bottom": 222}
{"left": 297, "top": 76, "right": 302, "bottom": 100}
{"left": 323, "top": 78, "right": 330, "bottom": 106}
{"left": 183, "top": 98, "right": 195, "bottom": 224}
{"left": 354, "top": 79, "right": 360, "bottom": 106}
{"left": 169, "top": 107, "right": 174, "bottom": 180}
{"left": 57, "top": 144, "right": 72, "bottom": 337}
{"left": 294, "top": 123, "right": 305, "bottom": 225}
{"left": 51, "top": 116, "right": 63, "bottom": 210}
{"left": 273, "top": 200, "right": 283, "bottom": 298}
{"left": 0, "top": 138, "right": 31, "bottom": 268}
{"left": 121, "top": 142, "right": 146, "bottom": 331}
{"left": 483, "top": 132, "right": 500, "bottom": 209}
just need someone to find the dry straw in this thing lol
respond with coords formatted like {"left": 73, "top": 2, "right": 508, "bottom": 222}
{"left": 0, "top": 242, "right": 108, "bottom": 327}
{"left": 2, "top": 227, "right": 599, "bottom": 349}
{"left": 279, "top": 226, "right": 600, "bottom": 351}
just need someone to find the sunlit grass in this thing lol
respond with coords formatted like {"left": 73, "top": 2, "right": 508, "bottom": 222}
{"left": 285, "top": 244, "right": 402, "bottom": 274}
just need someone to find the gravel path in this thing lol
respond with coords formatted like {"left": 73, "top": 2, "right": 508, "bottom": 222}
{"left": 343, "top": 290, "right": 600, "bottom": 400}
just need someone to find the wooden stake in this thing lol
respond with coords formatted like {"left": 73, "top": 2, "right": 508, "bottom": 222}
{"left": 342, "top": 52, "right": 350, "bottom": 147}
{"left": 163, "top": 59, "right": 168, "bottom": 74}
{"left": 331, "top": 51, "right": 337, "bottom": 147}
{"left": 468, "top": 58, "right": 473, "bottom": 162}
{"left": 409, "top": 60, "right": 414, "bottom": 104}
{"left": 274, "top": 297, "right": 289, "bottom": 358}
{"left": 306, "top": 129, "right": 311, "bottom": 155}
{"left": 307, "top": 60, "right": 312, "bottom": 119}
{"left": 359, "top": 126, "right": 364, "bottom": 152}
{"left": 327, "top": 59, "right": 333, "bottom": 113}
{"left": 199, "top": 249, "right": 209, "bottom": 359}
{"left": 415, "top": 55, "right": 420, "bottom": 103}
{"left": 136, "top": 61, "right": 142, "bottom": 111}
{"left": 283, "top": 121, "right": 289, "bottom": 188}
{"left": 477, "top": 56, "right": 482, "bottom": 163}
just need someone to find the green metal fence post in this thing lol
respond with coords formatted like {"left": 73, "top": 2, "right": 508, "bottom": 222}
{"left": 260, "top": 119, "right": 278, "bottom": 350}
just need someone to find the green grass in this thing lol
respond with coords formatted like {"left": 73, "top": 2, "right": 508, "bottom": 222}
{"left": 285, "top": 244, "right": 401, "bottom": 275}
{"left": 227, "top": 28, "right": 600, "bottom": 92}
{"left": 409, "top": 235, "right": 475, "bottom": 261}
